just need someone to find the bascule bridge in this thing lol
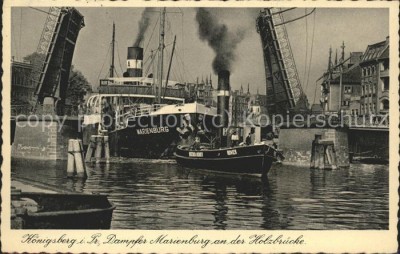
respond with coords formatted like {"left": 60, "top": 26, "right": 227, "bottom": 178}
{"left": 256, "top": 8, "right": 309, "bottom": 116}
{"left": 255, "top": 8, "right": 388, "bottom": 167}
{"left": 32, "top": 7, "right": 85, "bottom": 115}
{"left": 12, "top": 7, "right": 85, "bottom": 160}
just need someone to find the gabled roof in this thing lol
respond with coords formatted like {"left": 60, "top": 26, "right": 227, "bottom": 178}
{"left": 378, "top": 47, "right": 389, "bottom": 60}
{"left": 331, "top": 63, "right": 361, "bottom": 84}
{"left": 361, "top": 37, "right": 389, "bottom": 63}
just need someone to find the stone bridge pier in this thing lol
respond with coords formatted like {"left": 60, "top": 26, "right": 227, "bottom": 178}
{"left": 11, "top": 116, "right": 83, "bottom": 160}
{"left": 278, "top": 127, "right": 350, "bottom": 168}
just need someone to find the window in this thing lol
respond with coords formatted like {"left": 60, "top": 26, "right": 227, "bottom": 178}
{"left": 372, "top": 84, "right": 375, "bottom": 94}
{"left": 361, "top": 86, "right": 365, "bottom": 96}
{"left": 344, "top": 86, "right": 352, "bottom": 94}
{"left": 382, "top": 59, "right": 389, "bottom": 71}
{"left": 342, "top": 101, "right": 350, "bottom": 106}
{"left": 382, "top": 78, "right": 389, "bottom": 91}
{"left": 380, "top": 99, "right": 389, "bottom": 111}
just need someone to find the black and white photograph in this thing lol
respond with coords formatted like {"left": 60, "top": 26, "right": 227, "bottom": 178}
{"left": 2, "top": 1, "right": 399, "bottom": 253}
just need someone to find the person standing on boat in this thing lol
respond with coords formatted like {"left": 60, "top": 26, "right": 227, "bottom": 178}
{"left": 192, "top": 136, "right": 201, "bottom": 150}
{"left": 231, "top": 130, "right": 239, "bottom": 147}
{"left": 245, "top": 133, "right": 252, "bottom": 145}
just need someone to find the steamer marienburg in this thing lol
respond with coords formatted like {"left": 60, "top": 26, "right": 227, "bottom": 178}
{"left": 83, "top": 11, "right": 218, "bottom": 158}
{"left": 83, "top": 44, "right": 218, "bottom": 158}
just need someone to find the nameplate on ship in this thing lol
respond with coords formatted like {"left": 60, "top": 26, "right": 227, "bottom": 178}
{"left": 189, "top": 152, "right": 203, "bottom": 157}
{"left": 136, "top": 127, "right": 169, "bottom": 135}
{"left": 227, "top": 149, "right": 237, "bottom": 156}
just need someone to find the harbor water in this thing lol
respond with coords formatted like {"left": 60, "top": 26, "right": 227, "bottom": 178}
{"left": 11, "top": 159, "right": 388, "bottom": 230}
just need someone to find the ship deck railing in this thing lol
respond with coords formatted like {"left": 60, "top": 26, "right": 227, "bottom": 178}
{"left": 114, "top": 104, "right": 167, "bottom": 130}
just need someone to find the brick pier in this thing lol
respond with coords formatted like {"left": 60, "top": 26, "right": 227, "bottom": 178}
{"left": 11, "top": 116, "right": 82, "bottom": 160}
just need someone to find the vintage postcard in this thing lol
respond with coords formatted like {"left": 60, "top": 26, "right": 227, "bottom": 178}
{"left": 2, "top": 0, "right": 399, "bottom": 253}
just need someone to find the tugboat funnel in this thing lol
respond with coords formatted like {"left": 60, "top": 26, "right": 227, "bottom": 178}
{"left": 217, "top": 70, "right": 230, "bottom": 146}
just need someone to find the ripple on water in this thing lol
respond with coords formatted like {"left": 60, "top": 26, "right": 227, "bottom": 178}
{"left": 11, "top": 159, "right": 389, "bottom": 230}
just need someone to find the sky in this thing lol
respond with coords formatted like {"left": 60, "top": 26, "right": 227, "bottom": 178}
{"left": 11, "top": 7, "right": 389, "bottom": 104}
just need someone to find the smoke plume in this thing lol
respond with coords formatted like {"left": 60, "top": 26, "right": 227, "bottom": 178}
{"left": 195, "top": 8, "right": 245, "bottom": 73}
{"left": 133, "top": 8, "right": 151, "bottom": 47}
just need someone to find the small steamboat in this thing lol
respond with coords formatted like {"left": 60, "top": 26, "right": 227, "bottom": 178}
{"left": 175, "top": 143, "right": 279, "bottom": 176}
{"left": 174, "top": 70, "right": 283, "bottom": 177}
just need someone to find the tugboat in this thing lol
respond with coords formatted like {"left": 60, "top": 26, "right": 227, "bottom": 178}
{"left": 174, "top": 70, "right": 283, "bottom": 177}
{"left": 175, "top": 143, "right": 278, "bottom": 175}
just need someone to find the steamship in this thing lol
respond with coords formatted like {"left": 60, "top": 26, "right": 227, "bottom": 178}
{"left": 83, "top": 45, "right": 219, "bottom": 158}
{"left": 83, "top": 14, "right": 218, "bottom": 158}
{"left": 174, "top": 70, "right": 283, "bottom": 177}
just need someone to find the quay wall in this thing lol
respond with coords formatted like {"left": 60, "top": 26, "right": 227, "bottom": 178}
{"left": 12, "top": 119, "right": 82, "bottom": 160}
{"left": 278, "top": 128, "right": 349, "bottom": 167}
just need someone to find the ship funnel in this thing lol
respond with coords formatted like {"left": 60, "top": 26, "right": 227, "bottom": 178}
{"left": 217, "top": 70, "right": 230, "bottom": 146}
{"left": 126, "top": 47, "right": 143, "bottom": 77}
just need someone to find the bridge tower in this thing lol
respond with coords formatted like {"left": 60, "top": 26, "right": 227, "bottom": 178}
{"left": 256, "top": 8, "right": 308, "bottom": 116}
{"left": 31, "top": 7, "right": 84, "bottom": 115}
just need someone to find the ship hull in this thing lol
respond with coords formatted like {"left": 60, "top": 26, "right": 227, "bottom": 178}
{"left": 174, "top": 144, "right": 277, "bottom": 175}
{"left": 108, "top": 111, "right": 216, "bottom": 158}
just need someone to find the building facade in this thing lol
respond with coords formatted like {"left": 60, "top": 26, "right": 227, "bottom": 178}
{"left": 11, "top": 60, "right": 35, "bottom": 106}
{"left": 320, "top": 49, "right": 363, "bottom": 114}
{"left": 231, "top": 85, "right": 267, "bottom": 127}
{"left": 359, "top": 36, "right": 389, "bottom": 116}
{"left": 184, "top": 77, "right": 215, "bottom": 106}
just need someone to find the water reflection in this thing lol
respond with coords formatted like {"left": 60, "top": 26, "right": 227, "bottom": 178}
{"left": 11, "top": 159, "right": 389, "bottom": 230}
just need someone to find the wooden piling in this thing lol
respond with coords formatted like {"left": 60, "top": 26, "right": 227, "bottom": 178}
{"left": 316, "top": 144, "right": 324, "bottom": 170}
{"left": 104, "top": 136, "right": 110, "bottom": 164}
{"left": 95, "top": 136, "right": 103, "bottom": 164}
{"left": 78, "top": 139, "right": 85, "bottom": 161}
{"left": 327, "top": 145, "right": 338, "bottom": 170}
{"left": 310, "top": 135, "right": 322, "bottom": 169}
{"left": 85, "top": 136, "right": 96, "bottom": 162}
{"left": 85, "top": 135, "right": 111, "bottom": 164}
{"left": 310, "top": 141, "right": 316, "bottom": 169}
{"left": 310, "top": 134, "right": 339, "bottom": 170}
{"left": 73, "top": 139, "right": 86, "bottom": 178}
{"left": 67, "top": 139, "right": 75, "bottom": 177}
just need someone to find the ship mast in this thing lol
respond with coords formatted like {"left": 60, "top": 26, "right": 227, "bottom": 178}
{"left": 156, "top": 7, "right": 166, "bottom": 103}
{"left": 109, "top": 22, "right": 115, "bottom": 78}
{"left": 163, "top": 35, "right": 177, "bottom": 99}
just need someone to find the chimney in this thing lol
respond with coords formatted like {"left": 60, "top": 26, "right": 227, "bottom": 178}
{"left": 126, "top": 47, "right": 143, "bottom": 77}
{"left": 217, "top": 70, "right": 230, "bottom": 147}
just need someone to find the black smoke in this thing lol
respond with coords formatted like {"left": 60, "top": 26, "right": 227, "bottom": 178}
{"left": 133, "top": 8, "right": 151, "bottom": 47}
{"left": 195, "top": 8, "right": 245, "bottom": 73}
